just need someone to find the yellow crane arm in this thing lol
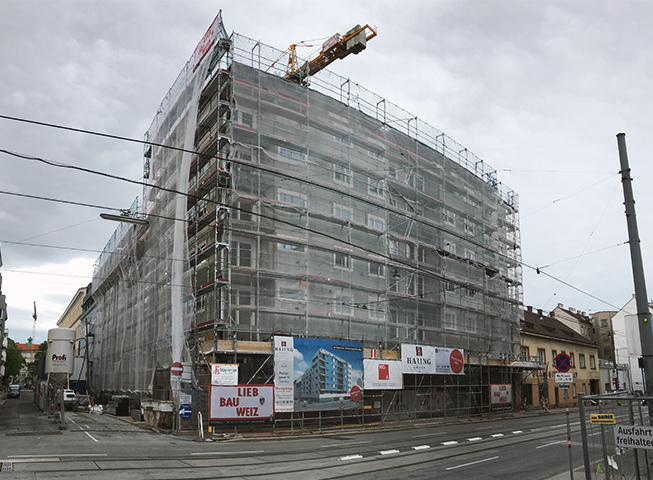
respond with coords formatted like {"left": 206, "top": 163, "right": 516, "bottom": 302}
{"left": 286, "top": 24, "right": 377, "bottom": 85}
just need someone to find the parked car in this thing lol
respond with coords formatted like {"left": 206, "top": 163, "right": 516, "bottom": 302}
{"left": 63, "top": 389, "right": 76, "bottom": 410}
{"left": 8, "top": 385, "right": 20, "bottom": 399}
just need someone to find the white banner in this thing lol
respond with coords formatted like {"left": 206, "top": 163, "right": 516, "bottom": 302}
{"left": 364, "top": 359, "right": 403, "bottom": 390}
{"left": 434, "top": 347, "right": 465, "bottom": 375}
{"left": 615, "top": 425, "right": 653, "bottom": 449}
{"left": 211, "top": 364, "right": 238, "bottom": 385}
{"left": 490, "top": 384, "right": 512, "bottom": 405}
{"left": 401, "top": 344, "right": 436, "bottom": 374}
{"left": 209, "top": 385, "right": 274, "bottom": 424}
{"left": 274, "top": 336, "right": 294, "bottom": 412}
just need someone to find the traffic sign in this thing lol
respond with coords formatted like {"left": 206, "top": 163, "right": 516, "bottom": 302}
{"left": 555, "top": 372, "right": 573, "bottom": 383}
{"left": 171, "top": 362, "right": 183, "bottom": 377}
{"left": 179, "top": 404, "right": 192, "bottom": 419}
{"left": 554, "top": 353, "right": 572, "bottom": 373}
{"left": 590, "top": 414, "right": 615, "bottom": 425}
{"left": 558, "top": 383, "right": 570, "bottom": 390}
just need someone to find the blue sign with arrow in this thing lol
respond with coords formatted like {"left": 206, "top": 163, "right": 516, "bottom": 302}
{"left": 179, "top": 404, "right": 192, "bottom": 419}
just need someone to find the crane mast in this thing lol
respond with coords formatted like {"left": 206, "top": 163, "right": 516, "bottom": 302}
{"left": 285, "top": 24, "right": 377, "bottom": 85}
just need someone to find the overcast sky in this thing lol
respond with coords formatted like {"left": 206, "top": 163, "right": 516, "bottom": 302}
{"left": 2, "top": 0, "right": 652, "bottom": 344}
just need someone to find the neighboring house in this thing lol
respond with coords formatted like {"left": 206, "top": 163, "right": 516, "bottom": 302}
{"left": 612, "top": 295, "right": 653, "bottom": 394}
{"left": 56, "top": 286, "right": 87, "bottom": 355}
{"left": 14, "top": 342, "right": 39, "bottom": 384}
{"left": 550, "top": 304, "right": 596, "bottom": 340}
{"left": 521, "top": 306, "right": 600, "bottom": 408}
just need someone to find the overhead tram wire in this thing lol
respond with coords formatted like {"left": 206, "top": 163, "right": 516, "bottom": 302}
{"left": 0, "top": 114, "right": 621, "bottom": 309}
{"left": 1, "top": 114, "right": 507, "bottom": 258}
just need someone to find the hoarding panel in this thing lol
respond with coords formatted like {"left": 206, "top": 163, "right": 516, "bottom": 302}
{"left": 209, "top": 385, "right": 274, "bottom": 425}
{"left": 274, "top": 336, "right": 363, "bottom": 412}
{"left": 363, "top": 359, "right": 402, "bottom": 389}
{"left": 490, "top": 384, "right": 512, "bottom": 405}
{"left": 401, "top": 344, "right": 436, "bottom": 374}
{"left": 434, "top": 347, "right": 465, "bottom": 375}
{"left": 211, "top": 363, "right": 238, "bottom": 385}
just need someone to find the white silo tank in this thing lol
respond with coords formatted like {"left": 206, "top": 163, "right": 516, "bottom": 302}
{"left": 45, "top": 328, "right": 75, "bottom": 375}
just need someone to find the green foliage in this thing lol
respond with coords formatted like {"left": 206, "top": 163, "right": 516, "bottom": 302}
{"left": 3, "top": 339, "right": 25, "bottom": 380}
{"left": 26, "top": 341, "right": 48, "bottom": 378}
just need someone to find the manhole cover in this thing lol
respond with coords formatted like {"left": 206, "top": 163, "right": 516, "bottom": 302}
{"left": 1, "top": 462, "right": 13, "bottom": 473}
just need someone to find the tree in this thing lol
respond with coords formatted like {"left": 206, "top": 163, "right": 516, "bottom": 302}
{"left": 26, "top": 341, "right": 48, "bottom": 379}
{"left": 3, "top": 339, "right": 25, "bottom": 381}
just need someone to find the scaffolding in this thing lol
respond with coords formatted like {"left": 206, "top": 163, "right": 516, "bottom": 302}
{"left": 88, "top": 13, "right": 524, "bottom": 415}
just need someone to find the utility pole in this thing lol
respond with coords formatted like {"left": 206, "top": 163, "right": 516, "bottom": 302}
{"left": 616, "top": 133, "right": 653, "bottom": 398}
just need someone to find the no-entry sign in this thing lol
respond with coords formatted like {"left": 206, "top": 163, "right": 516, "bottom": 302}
{"left": 171, "top": 362, "right": 183, "bottom": 377}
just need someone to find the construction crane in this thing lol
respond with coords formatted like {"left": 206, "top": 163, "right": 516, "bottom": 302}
{"left": 285, "top": 24, "right": 377, "bottom": 85}
{"left": 28, "top": 301, "right": 37, "bottom": 346}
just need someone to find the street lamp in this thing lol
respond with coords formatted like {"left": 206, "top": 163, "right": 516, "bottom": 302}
{"left": 100, "top": 212, "right": 149, "bottom": 226}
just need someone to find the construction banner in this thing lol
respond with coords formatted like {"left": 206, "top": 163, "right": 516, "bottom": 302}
{"left": 209, "top": 385, "right": 274, "bottom": 425}
{"left": 401, "top": 344, "right": 436, "bottom": 374}
{"left": 363, "top": 359, "right": 402, "bottom": 390}
{"left": 210, "top": 363, "right": 238, "bottom": 385}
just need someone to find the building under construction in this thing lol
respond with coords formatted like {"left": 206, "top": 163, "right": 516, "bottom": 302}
{"left": 86, "top": 12, "right": 524, "bottom": 423}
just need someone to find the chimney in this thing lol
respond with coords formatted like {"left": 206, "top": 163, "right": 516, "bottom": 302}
{"left": 558, "top": 303, "right": 564, "bottom": 308}
{"left": 527, "top": 306, "right": 533, "bottom": 313}
{"left": 537, "top": 308, "right": 543, "bottom": 316}
{"left": 569, "top": 307, "right": 576, "bottom": 313}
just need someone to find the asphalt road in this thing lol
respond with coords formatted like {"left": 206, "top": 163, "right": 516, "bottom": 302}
{"left": 1, "top": 388, "right": 594, "bottom": 479}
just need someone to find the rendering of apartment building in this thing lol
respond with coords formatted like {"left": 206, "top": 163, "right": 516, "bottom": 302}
{"left": 295, "top": 348, "right": 353, "bottom": 403}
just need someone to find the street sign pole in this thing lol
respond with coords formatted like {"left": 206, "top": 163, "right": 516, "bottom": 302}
{"left": 565, "top": 389, "right": 573, "bottom": 479}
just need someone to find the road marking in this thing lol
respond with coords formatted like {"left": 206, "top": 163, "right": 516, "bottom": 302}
{"left": 442, "top": 441, "right": 458, "bottom": 445}
{"left": 8, "top": 454, "right": 107, "bottom": 458}
{"left": 68, "top": 418, "right": 76, "bottom": 424}
{"left": 446, "top": 455, "right": 499, "bottom": 470}
{"left": 379, "top": 449, "right": 400, "bottom": 455}
{"left": 1, "top": 458, "right": 61, "bottom": 463}
{"left": 321, "top": 440, "right": 372, "bottom": 448}
{"left": 339, "top": 455, "right": 363, "bottom": 461}
{"left": 512, "top": 430, "right": 523, "bottom": 434}
{"left": 537, "top": 440, "right": 566, "bottom": 449}
{"left": 84, "top": 431, "right": 99, "bottom": 443}
{"left": 468, "top": 437, "right": 483, "bottom": 442}
{"left": 491, "top": 434, "right": 504, "bottom": 438}
{"left": 413, "top": 445, "right": 430, "bottom": 450}
{"left": 191, "top": 451, "right": 264, "bottom": 456}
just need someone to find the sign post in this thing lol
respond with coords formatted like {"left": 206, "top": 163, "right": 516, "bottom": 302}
{"left": 554, "top": 353, "right": 574, "bottom": 479}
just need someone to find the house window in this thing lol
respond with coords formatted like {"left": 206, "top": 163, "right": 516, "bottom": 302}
{"left": 232, "top": 241, "right": 252, "bottom": 267}
{"left": 241, "top": 111, "right": 253, "bottom": 128}
{"left": 444, "top": 243, "right": 456, "bottom": 255}
{"left": 601, "top": 319, "right": 608, "bottom": 327}
{"left": 465, "top": 287, "right": 476, "bottom": 298}
{"left": 278, "top": 189, "right": 306, "bottom": 207}
{"left": 368, "top": 178, "right": 384, "bottom": 197}
{"left": 333, "top": 203, "right": 352, "bottom": 221}
{"left": 590, "top": 355, "right": 596, "bottom": 369}
{"left": 334, "top": 252, "right": 352, "bottom": 270}
{"left": 234, "top": 200, "right": 253, "bottom": 221}
{"left": 388, "top": 165, "right": 396, "bottom": 179}
{"left": 443, "top": 210, "right": 456, "bottom": 225}
{"left": 572, "top": 383, "right": 577, "bottom": 398}
{"left": 196, "top": 295, "right": 206, "bottom": 313}
{"left": 369, "top": 262, "right": 385, "bottom": 277}
{"left": 570, "top": 353, "right": 575, "bottom": 368}
{"left": 368, "top": 300, "right": 384, "bottom": 320}
{"left": 279, "top": 146, "right": 305, "bottom": 162}
{"left": 367, "top": 214, "right": 385, "bottom": 231}
{"left": 582, "top": 383, "right": 587, "bottom": 396}
{"left": 278, "top": 242, "right": 305, "bottom": 253}
{"left": 521, "top": 346, "right": 529, "bottom": 360}
{"left": 579, "top": 354, "right": 586, "bottom": 369}
{"left": 464, "top": 219, "right": 475, "bottom": 235}
{"left": 445, "top": 280, "right": 456, "bottom": 293}
{"left": 552, "top": 350, "right": 557, "bottom": 359}
{"left": 537, "top": 348, "right": 546, "bottom": 365}
{"left": 445, "top": 312, "right": 457, "bottom": 330}
{"left": 388, "top": 239, "right": 399, "bottom": 256}
{"left": 464, "top": 249, "right": 476, "bottom": 261}
{"left": 334, "top": 164, "right": 353, "bottom": 186}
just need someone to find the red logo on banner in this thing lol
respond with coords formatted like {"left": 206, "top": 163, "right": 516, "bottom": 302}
{"left": 449, "top": 350, "right": 464, "bottom": 374}
{"left": 378, "top": 364, "right": 389, "bottom": 380}
{"left": 350, "top": 385, "right": 361, "bottom": 402}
